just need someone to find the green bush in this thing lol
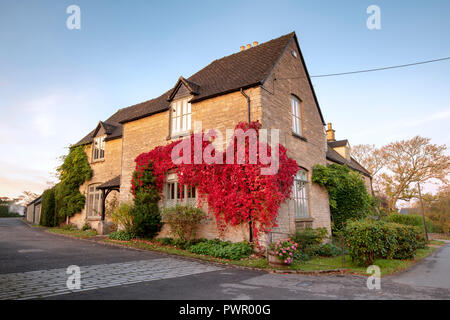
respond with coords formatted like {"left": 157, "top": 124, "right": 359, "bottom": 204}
{"left": 131, "top": 163, "right": 162, "bottom": 238}
{"left": 385, "top": 214, "right": 434, "bottom": 233}
{"left": 81, "top": 223, "right": 91, "bottom": 231}
{"left": 345, "top": 218, "right": 426, "bottom": 266}
{"left": 162, "top": 204, "right": 206, "bottom": 241}
{"left": 188, "top": 239, "right": 253, "bottom": 260}
{"left": 111, "top": 202, "right": 134, "bottom": 234}
{"left": 155, "top": 237, "right": 174, "bottom": 246}
{"left": 312, "top": 164, "right": 373, "bottom": 230}
{"left": 109, "top": 230, "right": 135, "bottom": 241}
{"left": 315, "top": 243, "right": 341, "bottom": 257}
{"left": 292, "top": 227, "right": 328, "bottom": 249}
{"left": 60, "top": 223, "right": 77, "bottom": 231}
{"left": 40, "top": 188, "right": 56, "bottom": 227}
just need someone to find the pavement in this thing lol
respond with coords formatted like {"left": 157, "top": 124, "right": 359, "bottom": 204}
{"left": 0, "top": 218, "right": 449, "bottom": 300}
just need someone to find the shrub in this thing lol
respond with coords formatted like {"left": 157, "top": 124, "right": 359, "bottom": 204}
{"left": 111, "top": 202, "right": 134, "bottom": 234}
{"left": 81, "top": 222, "right": 91, "bottom": 231}
{"left": 155, "top": 237, "right": 174, "bottom": 246}
{"left": 162, "top": 205, "right": 206, "bottom": 241}
{"left": 312, "top": 164, "right": 373, "bottom": 230}
{"left": 269, "top": 238, "right": 298, "bottom": 264}
{"left": 131, "top": 162, "right": 162, "bottom": 238}
{"left": 188, "top": 239, "right": 253, "bottom": 260}
{"left": 293, "top": 250, "right": 310, "bottom": 262}
{"left": 345, "top": 218, "right": 426, "bottom": 266}
{"left": 60, "top": 223, "right": 77, "bottom": 231}
{"left": 385, "top": 214, "right": 434, "bottom": 233}
{"left": 292, "top": 227, "right": 328, "bottom": 248}
{"left": 109, "top": 230, "right": 135, "bottom": 241}
{"left": 40, "top": 188, "right": 56, "bottom": 227}
{"left": 315, "top": 243, "right": 341, "bottom": 257}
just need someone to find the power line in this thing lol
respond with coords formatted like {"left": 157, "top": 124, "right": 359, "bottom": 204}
{"left": 310, "top": 56, "right": 450, "bottom": 78}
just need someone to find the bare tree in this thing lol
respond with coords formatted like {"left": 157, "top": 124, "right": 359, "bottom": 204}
{"left": 351, "top": 144, "right": 385, "bottom": 177}
{"left": 379, "top": 136, "right": 450, "bottom": 210}
{"left": 16, "top": 191, "right": 39, "bottom": 206}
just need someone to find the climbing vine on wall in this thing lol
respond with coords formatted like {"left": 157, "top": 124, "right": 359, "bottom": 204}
{"left": 132, "top": 121, "right": 299, "bottom": 242}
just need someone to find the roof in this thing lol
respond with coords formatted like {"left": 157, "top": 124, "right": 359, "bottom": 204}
{"left": 74, "top": 32, "right": 325, "bottom": 146}
{"left": 98, "top": 175, "right": 121, "bottom": 189}
{"left": 27, "top": 195, "right": 42, "bottom": 207}
{"left": 328, "top": 139, "right": 348, "bottom": 148}
{"left": 326, "top": 144, "right": 371, "bottom": 177}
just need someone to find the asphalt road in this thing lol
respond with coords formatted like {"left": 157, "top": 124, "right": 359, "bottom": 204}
{"left": 0, "top": 218, "right": 449, "bottom": 300}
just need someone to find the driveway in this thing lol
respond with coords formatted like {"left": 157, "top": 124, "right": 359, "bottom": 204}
{"left": 0, "top": 218, "right": 449, "bottom": 300}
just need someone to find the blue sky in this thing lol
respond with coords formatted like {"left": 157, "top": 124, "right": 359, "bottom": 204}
{"left": 1, "top": 0, "right": 449, "bottom": 198}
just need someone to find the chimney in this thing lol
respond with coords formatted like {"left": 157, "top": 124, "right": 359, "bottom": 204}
{"left": 246, "top": 44, "right": 251, "bottom": 49}
{"left": 240, "top": 46, "right": 245, "bottom": 51}
{"left": 326, "top": 123, "right": 335, "bottom": 142}
{"left": 253, "top": 41, "right": 258, "bottom": 46}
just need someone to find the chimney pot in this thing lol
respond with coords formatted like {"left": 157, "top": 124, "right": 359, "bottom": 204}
{"left": 240, "top": 46, "right": 245, "bottom": 51}
{"left": 253, "top": 41, "right": 258, "bottom": 46}
{"left": 326, "top": 122, "right": 336, "bottom": 142}
{"left": 246, "top": 44, "right": 251, "bottom": 49}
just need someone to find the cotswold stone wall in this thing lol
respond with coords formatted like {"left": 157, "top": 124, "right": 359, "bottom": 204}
{"left": 70, "top": 138, "right": 122, "bottom": 229}
{"left": 260, "top": 38, "right": 332, "bottom": 239}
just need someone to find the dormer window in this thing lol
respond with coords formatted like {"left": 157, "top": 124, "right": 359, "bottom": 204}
{"left": 171, "top": 98, "right": 191, "bottom": 136}
{"left": 93, "top": 136, "right": 105, "bottom": 161}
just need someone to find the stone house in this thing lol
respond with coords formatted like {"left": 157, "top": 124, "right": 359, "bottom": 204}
{"left": 325, "top": 123, "right": 373, "bottom": 193}
{"left": 69, "top": 32, "right": 371, "bottom": 242}
{"left": 26, "top": 196, "right": 42, "bottom": 224}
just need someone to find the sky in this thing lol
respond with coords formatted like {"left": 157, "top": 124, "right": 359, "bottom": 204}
{"left": 1, "top": 0, "right": 449, "bottom": 199}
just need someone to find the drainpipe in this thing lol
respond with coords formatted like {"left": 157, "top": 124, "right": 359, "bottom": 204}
{"left": 240, "top": 88, "right": 253, "bottom": 242}
{"left": 240, "top": 88, "right": 251, "bottom": 123}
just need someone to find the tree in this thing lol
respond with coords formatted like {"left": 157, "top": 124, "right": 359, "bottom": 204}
{"left": 379, "top": 136, "right": 450, "bottom": 211}
{"left": 17, "top": 191, "right": 39, "bottom": 206}
{"left": 415, "top": 184, "right": 450, "bottom": 233}
{"left": 54, "top": 146, "right": 92, "bottom": 224}
{"left": 351, "top": 144, "right": 385, "bottom": 177}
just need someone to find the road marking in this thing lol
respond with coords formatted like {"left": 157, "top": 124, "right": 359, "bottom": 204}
{"left": 0, "top": 258, "right": 222, "bottom": 300}
{"left": 18, "top": 249, "right": 44, "bottom": 253}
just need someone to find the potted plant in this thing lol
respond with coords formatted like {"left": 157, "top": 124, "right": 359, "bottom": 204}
{"left": 268, "top": 238, "right": 298, "bottom": 266}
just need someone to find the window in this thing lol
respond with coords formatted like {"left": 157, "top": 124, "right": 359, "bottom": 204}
{"left": 165, "top": 174, "right": 196, "bottom": 207}
{"left": 291, "top": 95, "right": 302, "bottom": 136}
{"left": 93, "top": 136, "right": 105, "bottom": 160}
{"left": 293, "top": 170, "right": 309, "bottom": 218}
{"left": 171, "top": 98, "right": 191, "bottom": 136}
{"left": 87, "top": 184, "right": 102, "bottom": 218}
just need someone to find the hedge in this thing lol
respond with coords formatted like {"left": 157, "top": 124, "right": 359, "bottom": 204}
{"left": 345, "top": 218, "right": 426, "bottom": 266}
{"left": 385, "top": 214, "right": 436, "bottom": 233}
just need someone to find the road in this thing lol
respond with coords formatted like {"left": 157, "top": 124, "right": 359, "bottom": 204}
{"left": 0, "top": 218, "right": 449, "bottom": 300}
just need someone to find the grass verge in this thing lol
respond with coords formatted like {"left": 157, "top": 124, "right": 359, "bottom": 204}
{"left": 47, "top": 227, "right": 97, "bottom": 239}
{"left": 102, "top": 238, "right": 443, "bottom": 276}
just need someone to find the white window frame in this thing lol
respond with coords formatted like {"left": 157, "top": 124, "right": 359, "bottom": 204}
{"left": 291, "top": 95, "right": 303, "bottom": 136}
{"left": 293, "top": 170, "right": 309, "bottom": 218}
{"left": 164, "top": 173, "right": 196, "bottom": 207}
{"left": 93, "top": 136, "right": 105, "bottom": 161}
{"left": 87, "top": 184, "right": 102, "bottom": 218}
{"left": 171, "top": 98, "right": 191, "bottom": 136}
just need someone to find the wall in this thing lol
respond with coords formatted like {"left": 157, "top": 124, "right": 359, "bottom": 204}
{"left": 120, "top": 87, "right": 262, "bottom": 241}
{"left": 260, "top": 37, "right": 332, "bottom": 239}
{"left": 69, "top": 137, "right": 122, "bottom": 229}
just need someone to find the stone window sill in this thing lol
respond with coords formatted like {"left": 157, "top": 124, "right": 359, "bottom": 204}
{"left": 295, "top": 217, "right": 313, "bottom": 222}
{"left": 292, "top": 132, "right": 307, "bottom": 142}
{"left": 91, "top": 159, "right": 105, "bottom": 164}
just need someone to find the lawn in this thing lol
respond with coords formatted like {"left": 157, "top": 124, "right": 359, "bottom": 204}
{"left": 47, "top": 227, "right": 98, "bottom": 239}
{"left": 102, "top": 238, "right": 443, "bottom": 277}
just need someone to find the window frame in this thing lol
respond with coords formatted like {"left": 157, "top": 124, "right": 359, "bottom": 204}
{"left": 171, "top": 98, "right": 192, "bottom": 137}
{"left": 164, "top": 173, "right": 197, "bottom": 207}
{"left": 291, "top": 95, "right": 303, "bottom": 137}
{"left": 92, "top": 135, "right": 106, "bottom": 161}
{"left": 86, "top": 184, "right": 102, "bottom": 219}
{"left": 293, "top": 170, "right": 310, "bottom": 219}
